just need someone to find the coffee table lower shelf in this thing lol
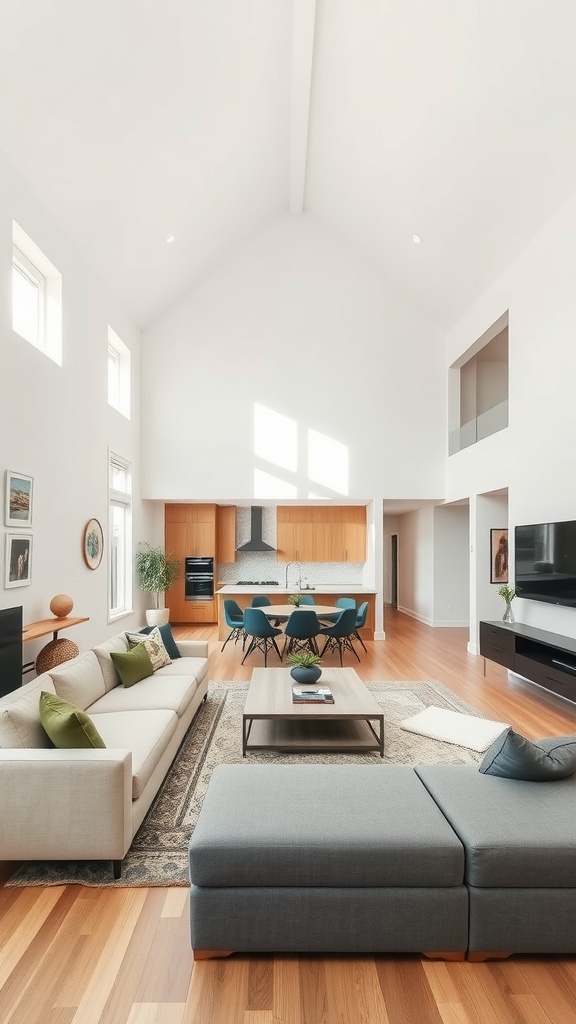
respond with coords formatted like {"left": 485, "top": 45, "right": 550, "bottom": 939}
{"left": 242, "top": 715, "right": 384, "bottom": 756}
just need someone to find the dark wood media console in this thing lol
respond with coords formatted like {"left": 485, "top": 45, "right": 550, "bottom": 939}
{"left": 480, "top": 620, "right": 576, "bottom": 704}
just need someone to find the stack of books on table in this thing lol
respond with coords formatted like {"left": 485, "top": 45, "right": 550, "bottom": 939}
{"left": 292, "top": 685, "right": 334, "bottom": 704}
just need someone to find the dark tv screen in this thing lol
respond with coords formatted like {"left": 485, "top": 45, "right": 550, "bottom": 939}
{"left": 515, "top": 521, "right": 576, "bottom": 607}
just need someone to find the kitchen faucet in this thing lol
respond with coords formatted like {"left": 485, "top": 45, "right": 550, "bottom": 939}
{"left": 285, "top": 561, "right": 302, "bottom": 589}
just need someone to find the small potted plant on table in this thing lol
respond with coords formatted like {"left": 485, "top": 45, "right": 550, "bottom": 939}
{"left": 497, "top": 584, "right": 516, "bottom": 623}
{"left": 286, "top": 650, "right": 323, "bottom": 684}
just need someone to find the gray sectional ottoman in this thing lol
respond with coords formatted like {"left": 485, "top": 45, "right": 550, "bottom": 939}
{"left": 188, "top": 764, "right": 468, "bottom": 957}
{"left": 416, "top": 765, "right": 576, "bottom": 956}
{"left": 189, "top": 762, "right": 576, "bottom": 959}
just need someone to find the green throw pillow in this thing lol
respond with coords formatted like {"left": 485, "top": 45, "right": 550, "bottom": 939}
{"left": 110, "top": 643, "right": 154, "bottom": 687}
{"left": 39, "top": 691, "right": 106, "bottom": 749}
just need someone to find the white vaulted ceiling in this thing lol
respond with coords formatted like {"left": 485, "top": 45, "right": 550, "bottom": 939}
{"left": 1, "top": 0, "right": 576, "bottom": 328}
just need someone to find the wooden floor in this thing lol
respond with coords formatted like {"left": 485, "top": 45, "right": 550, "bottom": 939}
{"left": 2, "top": 607, "right": 576, "bottom": 1024}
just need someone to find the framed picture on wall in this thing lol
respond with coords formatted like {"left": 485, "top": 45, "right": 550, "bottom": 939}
{"left": 491, "top": 528, "right": 508, "bottom": 584}
{"left": 5, "top": 471, "right": 33, "bottom": 527}
{"left": 5, "top": 533, "right": 33, "bottom": 588}
{"left": 83, "top": 518, "right": 104, "bottom": 569}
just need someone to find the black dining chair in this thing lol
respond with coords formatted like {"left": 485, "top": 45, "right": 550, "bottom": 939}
{"left": 282, "top": 609, "right": 321, "bottom": 658}
{"left": 242, "top": 607, "right": 283, "bottom": 667}
{"left": 318, "top": 607, "right": 360, "bottom": 665}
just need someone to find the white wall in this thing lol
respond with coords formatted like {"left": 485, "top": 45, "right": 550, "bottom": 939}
{"left": 0, "top": 147, "right": 151, "bottom": 664}
{"left": 445, "top": 180, "right": 576, "bottom": 642}
{"left": 141, "top": 215, "right": 446, "bottom": 502}
{"left": 433, "top": 505, "right": 469, "bottom": 626}
{"left": 396, "top": 508, "right": 435, "bottom": 625}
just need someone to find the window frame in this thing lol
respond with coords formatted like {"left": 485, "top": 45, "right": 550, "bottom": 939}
{"left": 107, "top": 326, "right": 131, "bottom": 419}
{"left": 108, "top": 451, "right": 133, "bottom": 621}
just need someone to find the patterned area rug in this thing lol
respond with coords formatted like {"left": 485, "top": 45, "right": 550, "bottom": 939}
{"left": 6, "top": 680, "right": 482, "bottom": 888}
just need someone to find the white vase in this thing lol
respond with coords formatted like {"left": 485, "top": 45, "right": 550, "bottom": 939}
{"left": 145, "top": 608, "right": 170, "bottom": 627}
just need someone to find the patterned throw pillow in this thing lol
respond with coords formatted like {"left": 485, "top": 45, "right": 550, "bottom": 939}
{"left": 125, "top": 627, "right": 172, "bottom": 671}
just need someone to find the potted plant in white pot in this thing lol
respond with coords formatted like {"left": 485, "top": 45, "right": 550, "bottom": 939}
{"left": 135, "top": 543, "right": 181, "bottom": 626}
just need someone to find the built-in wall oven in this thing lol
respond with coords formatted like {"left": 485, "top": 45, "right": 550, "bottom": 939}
{"left": 185, "top": 557, "right": 214, "bottom": 601}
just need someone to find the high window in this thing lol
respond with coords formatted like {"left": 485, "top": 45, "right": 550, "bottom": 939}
{"left": 109, "top": 452, "right": 132, "bottom": 619}
{"left": 12, "top": 221, "right": 62, "bottom": 365}
{"left": 108, "top": 326, "right": 131, "bottom": 418}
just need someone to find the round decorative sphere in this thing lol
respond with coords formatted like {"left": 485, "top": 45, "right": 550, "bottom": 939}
{"left": 50, "top": 594, "right": 74, "bottom": 618}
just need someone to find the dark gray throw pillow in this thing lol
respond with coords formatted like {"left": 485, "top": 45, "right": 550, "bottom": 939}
{"left": 140, "top": 622, "right": 181, "bottom": 659}
{"left": 479, "top": 727, "right": 576, "bottom": 781}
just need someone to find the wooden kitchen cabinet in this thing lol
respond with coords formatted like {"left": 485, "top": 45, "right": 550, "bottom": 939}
{"left": 217, "top": 505, "right": 236, "bottom": 563}
{"left": 276, "top": 506, "right": 366, "bottom": 562}
{"left": 164, "top": 504, "right": 217, "bottom": 622}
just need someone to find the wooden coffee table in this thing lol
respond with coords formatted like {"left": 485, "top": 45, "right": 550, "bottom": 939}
{"left": 242, "top": 667, "right": 384, "bottom": 757}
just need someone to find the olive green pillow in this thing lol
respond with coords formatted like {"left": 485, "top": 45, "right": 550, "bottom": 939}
{"left": 39, "top": 691, "right": 106, "bottom": 749}
{"left": 110, "top": 643, "right": 154, "bottom": 687}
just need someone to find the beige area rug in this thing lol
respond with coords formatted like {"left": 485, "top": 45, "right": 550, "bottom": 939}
{"left": 6, "top": 680, "right": 483, "bottom": 889}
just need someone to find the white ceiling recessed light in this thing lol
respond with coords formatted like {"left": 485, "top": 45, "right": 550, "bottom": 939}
{"left": 165, "top": 233, "right": 175, "bottom": 244}
{"left": 412, "top": 234, "right": 422, "bottom": 244}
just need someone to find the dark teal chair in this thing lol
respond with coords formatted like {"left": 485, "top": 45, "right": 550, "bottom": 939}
{"left": 242, "top": 607, "right": 283, "bottom": 667}
{"left": 354, "top": 601, "right": 369, "bottom": 652}
{"left": 318, "top": 607, "right": 360, "bottom": 665}
{"left": 321, "top": 596, "right": 357, "bottom": 624}
{"left": 282, "top": 609, "right": 321, "bottom": 658}
{"left": 221, "top": 600, "right": 245, "bottom": 652}
{"left": 299, "top": 595, "right": 316, "bottom": 605}
{"left": 251, "top": 596, "right": 272, "bottom": 607}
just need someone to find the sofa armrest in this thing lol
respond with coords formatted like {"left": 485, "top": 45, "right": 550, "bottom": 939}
{"left": 177, "top": 640, "right": 209, "bottom": 658}
{"left": 0, "top": 748, "right": 133, "bottom": 862}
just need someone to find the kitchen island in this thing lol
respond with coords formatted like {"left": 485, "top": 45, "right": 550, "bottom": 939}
{"left": 216, "top": 586, "right": 376, "bottom": 642}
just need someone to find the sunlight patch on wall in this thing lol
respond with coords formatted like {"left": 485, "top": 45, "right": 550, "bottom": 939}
{"left": 308, "top": 429, "right": 349, "bottom": 495}
{"left": 255, "top": 469, "right": 297, "bottom": 499}
{"left": 254, "top": 404, "right": 297, "bottom": 473}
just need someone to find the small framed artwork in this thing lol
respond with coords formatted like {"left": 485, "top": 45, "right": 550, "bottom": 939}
{"left": 5, "top": 533, "right": 33, "bottom": 588}
{"left": 5, "top": 471, "right": 33, "bottom": 527}
{"left": 83, "top": 518, "right": 104, "bottom": 570}
{"left": 491, "top": 528, "right": 509, "bottom": 584}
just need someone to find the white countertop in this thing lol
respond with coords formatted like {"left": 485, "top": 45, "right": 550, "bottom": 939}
{"left": 216, "top": 585, "right": 377, "bottom": 595}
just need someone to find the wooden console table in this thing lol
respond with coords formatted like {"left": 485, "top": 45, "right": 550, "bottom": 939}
{"left": 23, "top": 616, "right": 89, "bottom": 674}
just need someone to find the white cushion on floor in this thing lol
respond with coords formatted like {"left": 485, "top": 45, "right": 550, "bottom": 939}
{"left": 400, "top": 706, "right": 509, "bottom": 753}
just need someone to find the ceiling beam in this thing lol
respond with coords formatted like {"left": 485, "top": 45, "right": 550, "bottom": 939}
{"left": 289, "top": 0, "right": 316, "bottom": 215}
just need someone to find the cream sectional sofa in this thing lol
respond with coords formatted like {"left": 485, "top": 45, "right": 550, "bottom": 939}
{"left": 0, "top": 632, "right": 209, "bottom": 877}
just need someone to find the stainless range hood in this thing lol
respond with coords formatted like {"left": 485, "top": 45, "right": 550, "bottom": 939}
{"left": 236, "top": 506, "right": 276, "bottom": 552}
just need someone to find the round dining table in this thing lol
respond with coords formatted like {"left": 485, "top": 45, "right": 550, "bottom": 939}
{"left": 260, "top": 604, "right": 339, "bottom": 621}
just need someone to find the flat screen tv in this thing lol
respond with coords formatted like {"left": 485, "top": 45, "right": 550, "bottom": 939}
{"left": 0, "top": 605, "right": 23, "bottom": 697}
{"left": 515, "top": 520, "right": 576, "bottom": 607}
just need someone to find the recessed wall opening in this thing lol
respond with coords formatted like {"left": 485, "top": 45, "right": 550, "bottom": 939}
{"left": 449, "top": 311, "right": 509, "bottom": 455}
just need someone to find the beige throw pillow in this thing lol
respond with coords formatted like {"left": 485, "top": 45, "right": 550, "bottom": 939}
{"left": 125, "top": 627, "right": 172, "bottom": 671}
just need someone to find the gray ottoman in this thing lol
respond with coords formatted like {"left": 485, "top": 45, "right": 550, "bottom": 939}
{"left": 416, "top": 765, "right": 576, "bottom": 956}
{"left": 188, "top": 763, "right": 468, "bottom": 957}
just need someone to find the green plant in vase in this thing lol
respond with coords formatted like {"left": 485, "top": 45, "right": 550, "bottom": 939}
{"left": 286, "top": 650, "right": 323, "bottom": 684}
{"left": 497, "top": 585, "right": 516, "bottom": 623}
{"left": 288, "top": 594, "right": 304, "bottom": 607}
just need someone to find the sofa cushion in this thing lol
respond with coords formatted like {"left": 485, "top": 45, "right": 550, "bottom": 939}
{"left": 92, "top": 634, "right": 130, "bottom": 691}
{"left": 50, "top": 650, "right": 106, "bottom": 711}
{"left": 88, "top": 674, "right": 199, "bottom": 717}
{"left": 91, "top": 709, "right": 178, "bottom": 798}
{"left": 479, "top": 727, "right": 576, "bottom": 781}
{"left": 189, "top": 764, "right": 464, "bottom": 888}
{"left": 111, "top": 644, "right": 154, "bottom": 688}
{"left": 416, "top": 764, "right": 576, "bottom": 887}
{"left": 0, "top": 677, "right": 57, "bottom": 748}
{"left": 153, "top": 656, "right": 208, "bottom": 684}
{"left": 125, "top": 627, "right": 172, "bottom": 671}
{"left": 140, "top": 622, "right": 181, "bottom": 659}
{"left": 39, "top": 691, "right": 106, "bottom": 749}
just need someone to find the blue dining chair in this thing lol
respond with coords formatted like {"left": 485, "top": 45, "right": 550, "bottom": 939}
{"left": 221, "top": 600, "right": 245, "bottom": 652}
{"left": 318, "top": 607, "right": 360, "bottom": 665}
{"left": 321, "top": 596, "right": 357, "bottom": 624}
{"left": 242, "top": 607, "right": 283, "bottom": 666}
{"left": 353, "top": 601, "right": 369, "bottom": 652}
{"left": 251, "top": 596, "right": 272, "bottom": 607}
{"left": 299, "top": 595, "right": 316, "bottom": 605}
{"left": 282, "top": 609, "right": 321, "bottom": 658}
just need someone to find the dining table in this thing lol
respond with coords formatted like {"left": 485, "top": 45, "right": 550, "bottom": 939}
{"left": 260, "top": 604, "right": 339, "bottom": 623}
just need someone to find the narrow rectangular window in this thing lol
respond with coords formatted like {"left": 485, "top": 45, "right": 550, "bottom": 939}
{"left": 108, "top": 327, "right": 131, "bottom": 418}
{"left": 109, "top": 452, "right": 132, "bottom": 619}
{"left": 12, "top": 222, "right": 62, "bottom": 365}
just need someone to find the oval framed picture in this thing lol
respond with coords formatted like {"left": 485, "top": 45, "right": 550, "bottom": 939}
{"left": 83, "top": 518, "right": 104, "bottom": 570}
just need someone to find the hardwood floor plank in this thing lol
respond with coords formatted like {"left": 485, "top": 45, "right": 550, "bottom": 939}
{"left": 133, "top": 908, "right": 193, "bottom": 1003}
{"left": 0, "top": 887, "right": 67, "bottom": 990}
{"left": 375, "top": 958, "right": 444, "bottom": 1024}
{"left": 299, "top": 958, "right": 329, "bottom": 1024}
{"left": 183, "top": 957, "right": 250, "bottom": 1024}
{"left": 161, "top": 889, "right": 188, "bottom": 919}
{"left": 324, "top": 956, "right": 391, "bottom": 1024}
{"left": 272, "top": 956, "right": 301, "bottom": 1024}
{"left": 243, "top": 1012, "right": 273, "bottom": 1024}
{"left": 125, "top": 1003, "right": 186, "bottom": 1024}
{"left": 510, "top": 994, "right": 556, "bottom": 1024}
{"left": 513, "top": 961, "right": 576, "bottom": 1024}
{"left": 247, "top": 957, "right": 273, "bottom": 1010}
{"left": 421, "top": 962, "right": 474, "bottom": 1024}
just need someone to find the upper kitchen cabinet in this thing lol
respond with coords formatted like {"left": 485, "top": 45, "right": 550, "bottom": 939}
{"left": 217, "top": 505, "right": 236, "bottom": 564}
{"left": 276, "top": 506, "right": 366, "bottom": 562}
{"left": 165, "top": 504, "right": 216, "bottom": 557}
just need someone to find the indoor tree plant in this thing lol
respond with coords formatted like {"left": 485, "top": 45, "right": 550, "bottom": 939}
{"left": 135, "top": 542, "right": 181, "bottom": 626}
{"left": 286, "top": 650, "right": 323, "bottom": 684}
